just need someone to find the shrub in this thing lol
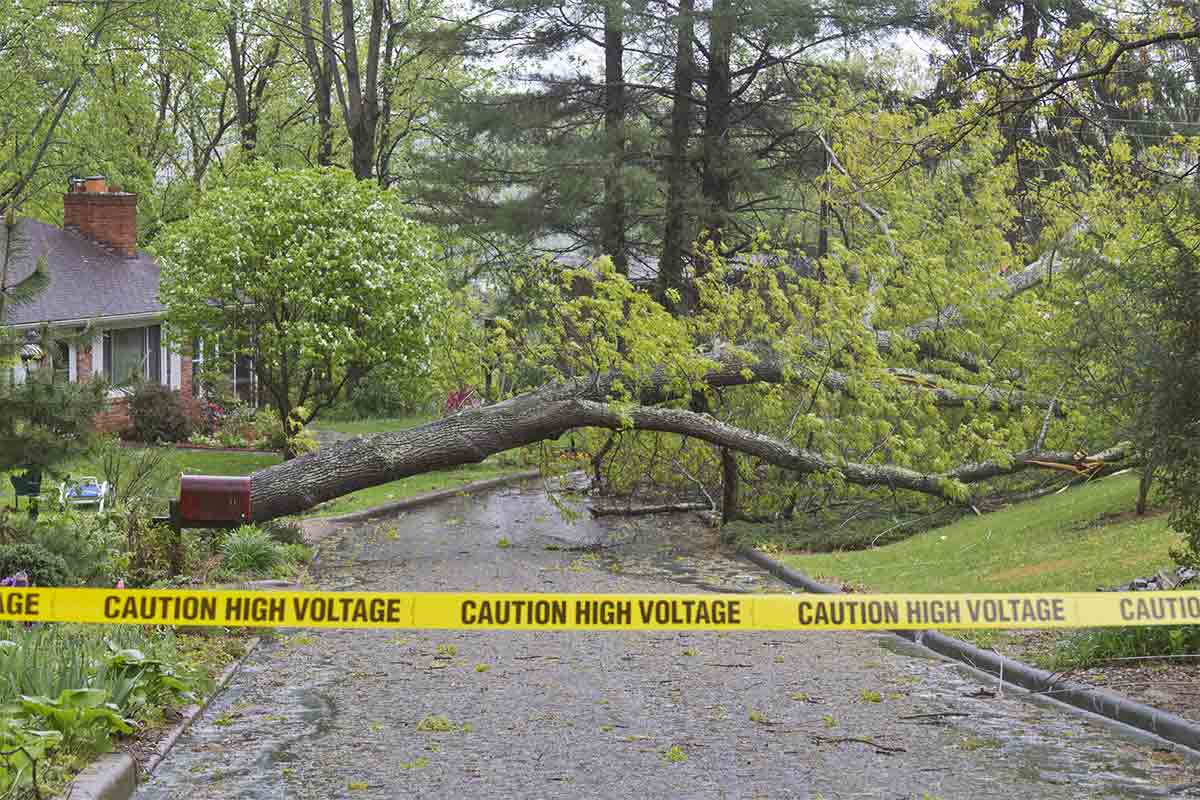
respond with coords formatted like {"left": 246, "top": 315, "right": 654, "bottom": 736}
{"left": 220, "top": 526, "right": 280, "bottom": 575}
{"left": 128, "top": 383, "right": 193, "bottom": 443}
{"left": 27, "top": 513, "right": 126, "bottom": 585}
{"left": 260, "top": 519, "right": 305, "bottom": 546}
{"left": 287, "top": 429, "right": 319, "bottom": 457}
{"left": 0, "top": 544, "right": 70, "bottom": 587}
{"left": 278, "top": 543, "right": 312, "bottom": 566}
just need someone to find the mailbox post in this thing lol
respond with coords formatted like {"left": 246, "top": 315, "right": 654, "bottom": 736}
{"left": 160, "top": 476, "right": 253, "bottom": 574}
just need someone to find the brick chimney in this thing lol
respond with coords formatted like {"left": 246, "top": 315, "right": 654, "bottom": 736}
{"left": 63, "top": 175, "right": 138, "bottom": 257}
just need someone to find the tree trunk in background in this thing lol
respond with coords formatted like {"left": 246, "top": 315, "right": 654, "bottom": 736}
{"left": 700, "top": 0, "right": 733, "bottom": 261}
{"left": 1005, "top": 0, "right": 1040, "bottom": 247}
{"left": 659, "top": 0, "right": 694, "bottom": 305}
{"left": 601, "top": 1, "right": 628, "bottom": 274}
{"left": 340, "top": 0, "right": 384, "bottom": 181}
{"left": 300, "top": 0, "right": 336, "bottom": 166}
{"left": 227, "top": 20, "right": 281, "bottom": 159}
{"left": 1137, "top": 460, "right": 1155, "bottom": 515}
{"left": 720, "top": 447, "right": 738, "bottom": 523}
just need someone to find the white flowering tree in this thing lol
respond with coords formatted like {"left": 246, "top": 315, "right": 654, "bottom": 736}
{"left": 156, "top": 166, "right": 444, "bottom": 457}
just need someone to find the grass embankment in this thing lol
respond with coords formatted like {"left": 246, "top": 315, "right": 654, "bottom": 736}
{"left": 775, "top": 475, "right": 1194, "bottom": 669}
{"left": 778, "top": 474, "right": 1175, "bottom": 594}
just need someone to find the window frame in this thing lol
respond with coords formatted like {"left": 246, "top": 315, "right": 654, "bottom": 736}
{"left": 96, "top": 321, "right": 179, "bottom": 397}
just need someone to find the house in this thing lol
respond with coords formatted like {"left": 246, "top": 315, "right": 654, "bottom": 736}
{"left": 0, "top": 176, "right": 230, "bottom": 432}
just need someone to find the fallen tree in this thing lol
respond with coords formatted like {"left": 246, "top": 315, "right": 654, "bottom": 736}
{"left": 248, "top": 381, "right": 1125, "bottom": 521}
{"left": 247, "top": 220, "right": 1098, "bottom": 521}
{"left": 248, "top": 235, "right": 1093, "bottom": 520}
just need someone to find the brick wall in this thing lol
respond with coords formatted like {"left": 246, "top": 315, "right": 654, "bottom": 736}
{"left": 63, "top": 186, "right": 137, "bottom": 257}
{"left": 94, "top": 398, "right": 131, "bottom": 435}
{"left": 178, "top": 344, "right": 201, "bottom": 422}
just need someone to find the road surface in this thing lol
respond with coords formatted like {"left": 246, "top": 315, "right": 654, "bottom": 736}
{"left": 136, "top": 482, "right": 1200, "bottom": 799}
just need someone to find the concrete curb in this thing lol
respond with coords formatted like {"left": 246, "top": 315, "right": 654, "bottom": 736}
{"left": 739, "top": 546, "right": 1200, "bottom": 755}
{"left": 315, "top": 469, "right": 541, "bottom": 524}
{"left": 143, "top": 636, "right": 262, "bottom": 776}
{"left": 60, "top": 753, "right": 136, "bottom": 800}
{"left": 59, "top": 636, "right": 261, "bottom": 800}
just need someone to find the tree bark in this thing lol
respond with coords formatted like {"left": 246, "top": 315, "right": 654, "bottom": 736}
{"left": 1137, "top": 460, "right": 1155, "bottom": 515}
{"left": 601, "top": 0, "right": 627, "bottom": 274}
{"left": 720, "top": 447, "right": 738, "bottom": 523}
{"left": 699, "top": 0, "right": 733, "bottom": 260}
{"left": 226, "top": 16, "right": 281, "bottom": 158}
{"left": 300, "top": 0, "right": 336, "bottom": 166}
{"left": 591, "top": 502, "right": 708, "bottom": 517}
{"left": 659, "top": 0, "right": 695, "bottom": 306}
{"left": 340, "top": 0, "right": 384, "bottom": 180}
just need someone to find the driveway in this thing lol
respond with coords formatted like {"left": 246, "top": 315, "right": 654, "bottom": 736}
{"left": 136, "top": 482, "right": 1200, "bottom": 799}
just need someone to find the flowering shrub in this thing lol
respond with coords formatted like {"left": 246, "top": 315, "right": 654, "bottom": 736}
{"left": 444, "top": 387, "right": 479, "bottom": 415}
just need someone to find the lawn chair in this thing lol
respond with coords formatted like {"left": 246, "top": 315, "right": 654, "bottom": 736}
{"left": 9, "top": 469, "right": 42, "bottom": 511}
{"left": 59, "top": 476, "right": 112, "bottom": 513}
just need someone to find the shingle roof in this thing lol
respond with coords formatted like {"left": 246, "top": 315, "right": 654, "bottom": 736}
{"left": 0, "top": 217, "right": 163, "bottom": 326}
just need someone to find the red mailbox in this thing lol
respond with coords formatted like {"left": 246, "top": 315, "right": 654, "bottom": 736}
{"left": 177, "top": 475, "right": 252, "bottom": 527}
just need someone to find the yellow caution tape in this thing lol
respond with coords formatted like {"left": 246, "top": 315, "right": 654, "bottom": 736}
{"left": 1, "top": 588, "right": 1199, "bottom": 631}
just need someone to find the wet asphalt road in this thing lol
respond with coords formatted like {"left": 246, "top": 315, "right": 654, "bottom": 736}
{"left": 136, "top": 483, "right": 1200, "bottom": 799}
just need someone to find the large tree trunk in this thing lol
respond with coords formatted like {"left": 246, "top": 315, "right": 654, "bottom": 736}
{"left": 699, "top": 0, "right": 733, "bottom": 260}
{"left": 659, "top": 0, "right": 695, "bottom": 305}
{"left": 601, "top": 0, "right": 627, "bottom": 274}
{"left": 247, "top": 375, "right": 1124, "bottom": 521}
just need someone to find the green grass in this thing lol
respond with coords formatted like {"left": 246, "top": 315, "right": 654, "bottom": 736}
{"left": 307, "top": 459, "right": 526, "bottom": 517}
{"left": 3, "top": 447, "right": 279, "bottom": 508}
{"left": 779, "top": 475, "right": 1178, "bottom": 594}
{"left": 309, "top": 415, "right": 434, "bottom": 437}
{"left": 6, "top": 443, "right": 532, "bottom": 521}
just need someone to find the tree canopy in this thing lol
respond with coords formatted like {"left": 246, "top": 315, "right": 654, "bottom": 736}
{"left": 154, "top": 166, "right": 445, "bottom": 455}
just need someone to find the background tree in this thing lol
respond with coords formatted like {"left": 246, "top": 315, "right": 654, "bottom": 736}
{"left": 1, "top": 212, "right": 104, "bottom": 476}
{"left": 154, "top": 166, "right": 446, "bottom": 457}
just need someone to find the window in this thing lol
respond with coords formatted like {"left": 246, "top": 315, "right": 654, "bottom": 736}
{"left": 52, "top": 341, "right": 70, "bottom": 384}
{"left": 103, "top": 325, "right": 162, "bottom": 386}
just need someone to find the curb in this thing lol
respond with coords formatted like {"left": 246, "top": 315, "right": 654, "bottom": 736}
{"left": 315, "top": 469, "right": 541, "bottom": 524}
{"left": 59, "top": 636, "right": 261, "bottom": 800}
{"left": 739, "top": 546, "right": 1200, "bottom": 755}
{"left": 60, "top": 753, "right": 135, "bottom": 800}
{"left": 143, "top": 636, "right": 262, "bottom": 776}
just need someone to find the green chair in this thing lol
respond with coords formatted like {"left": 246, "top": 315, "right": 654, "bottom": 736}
{"left": 10, "top": 468, "right": 42, "bottom": 511}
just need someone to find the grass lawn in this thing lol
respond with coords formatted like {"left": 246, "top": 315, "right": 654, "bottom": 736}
{"left": 5, "top": 443, "right": 530, "bottom": 520}
{"left": 2, "top": 447, "right": 280, "bottom": 510}
{"left": 309, "top": 414, "right": 434, "bottom": 436}
{"left": 306, "top": 458, "right": 529, "bottom": 517}
{"left": 778, "top": 474, "right": 1179, "bottom": 594}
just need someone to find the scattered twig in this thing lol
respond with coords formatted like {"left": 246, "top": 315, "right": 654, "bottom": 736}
{"left": 589, "top": 502, "right": 709, "bottom": 518}
{"left": 898, "top": 712, "right": 969, "bottom": 721}
{"left": 811, "top": 735, "right": 906, "bottom": 755}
